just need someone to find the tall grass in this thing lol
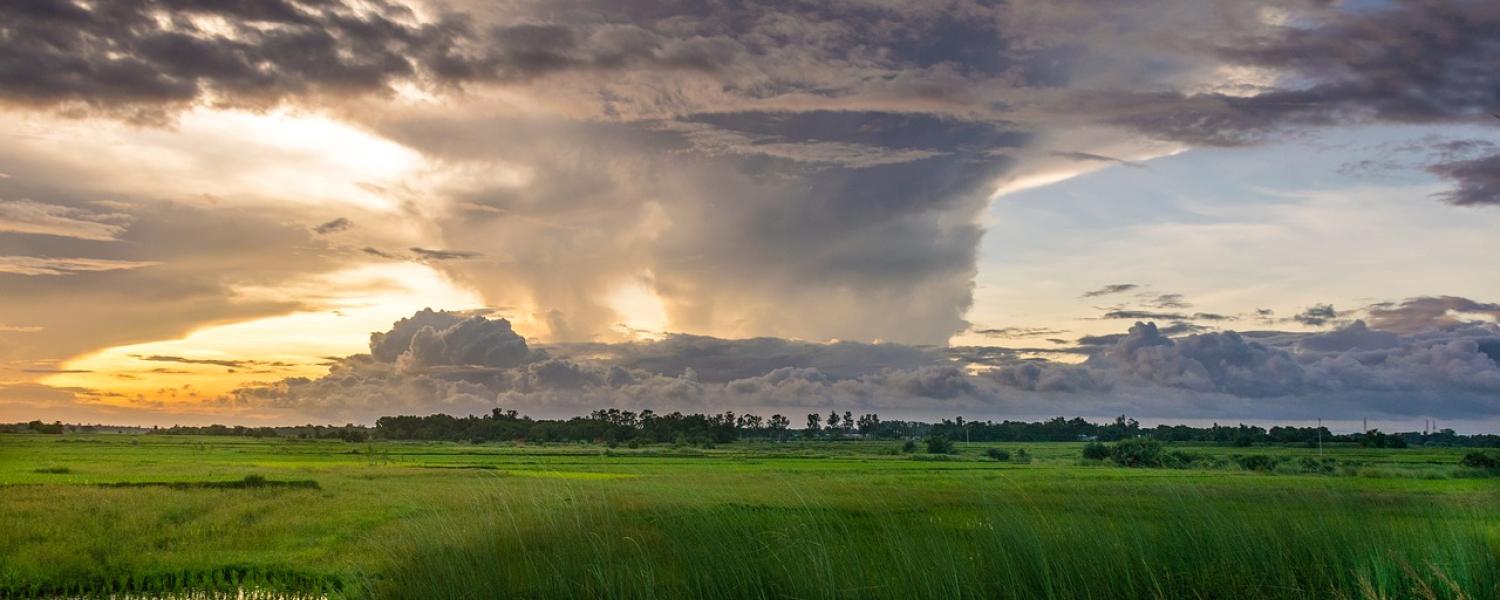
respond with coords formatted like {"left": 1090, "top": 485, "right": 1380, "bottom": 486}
{"left": 362, "top": 482, "right": 1498, "bottom": 600}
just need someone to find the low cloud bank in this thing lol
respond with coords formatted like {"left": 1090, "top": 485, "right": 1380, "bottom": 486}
{"left": 230, "top": 304, "right": 1500, "bottom": 423}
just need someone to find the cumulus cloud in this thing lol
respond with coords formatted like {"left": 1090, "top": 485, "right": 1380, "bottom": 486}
{"left": 230, "top": 308, "right": 1500, "bottom": 423}
{"left": 1367, "top": 296, "right": 1500, "bottom": 333}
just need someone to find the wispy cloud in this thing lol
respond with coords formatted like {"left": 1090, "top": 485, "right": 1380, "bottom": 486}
{"left": 0, "top": 256, "right": 158, "bottom": 276}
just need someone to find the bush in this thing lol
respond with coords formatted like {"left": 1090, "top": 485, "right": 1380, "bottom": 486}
{"left": 1012, "top": 449, "right": 1032, "bottom": 464}
{"left": 1164, "top": 450, "right": 1206, "bottom": 468}
{"left": 1081, "top": 442, "right": 1110, "bottom": 461}
{"left": 1297, "top": 457, "right": 1338, "bottom": 475}
{"left": 1231, "top": 454, "right": 1284, "bottom": 472}
{"left": 1110, "top": 438, "right": 1164, "bottom": 467}
{"left": 901, "top": 439, "right": 918, "bottom": 453}
{"left": 33, "top": 466, "right": 70, "bottom": 474}
{"left": 1459, "top": 451, "right": 1499, "bottom": 470}
{"left": 986, "top": 448, "right": 1011, "bottom": 461}
{"left": 924, "top": 435, "right": 954, "bottom": 455}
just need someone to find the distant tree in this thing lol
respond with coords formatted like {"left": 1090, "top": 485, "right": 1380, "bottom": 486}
{"left": 768, "top": 414, "right": 791, "bottom": 441}
{"left": 1110, "top": 438, "right": 1165, "bottom": 467}
{"left": 1081, "top": 442, "right": 1111, "bottom": 461}
{"left": 901, "top": 439, "right": 918, "bottom": 453}
{"left": 1459, "top": 451, "right": 1499, "bottom": 471}
{"left": 805, "top": 413, "right": 822, "bottom": 438}
{"left": 925, "top": 435, "right": 954, "bottom": 454}
{"left": 826, "top": 411, "right": 840, "bottom": 433}
{"left": 841, "top": 411, "right": 854, "bottom": 434}
{"left": 856, "top": 413, "right": 881, "bottom": 436}
{"left": 986, "top": 448, "right": 1011, "bottom": 461}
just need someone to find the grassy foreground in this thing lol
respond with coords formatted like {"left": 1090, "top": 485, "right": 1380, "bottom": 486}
{"left": 1, "top": 434, "right": 1496, "bottom": 599}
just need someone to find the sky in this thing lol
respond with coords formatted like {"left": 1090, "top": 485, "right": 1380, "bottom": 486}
{"left": 1, "top": 0, "right": 1498, "bottom": 431}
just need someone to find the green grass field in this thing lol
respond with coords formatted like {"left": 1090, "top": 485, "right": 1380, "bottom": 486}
{"left": 1, "top": 433, "right": 1496, "bottom": 599}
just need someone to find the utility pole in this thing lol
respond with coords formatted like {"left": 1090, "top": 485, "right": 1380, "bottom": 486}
{"left": 1317, "top": 417, "right": 1322, "bottom": 457}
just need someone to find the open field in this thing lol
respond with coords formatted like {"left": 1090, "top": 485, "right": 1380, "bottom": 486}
{"left": 1, "top": 433, "right": 1497, "bottom": 599}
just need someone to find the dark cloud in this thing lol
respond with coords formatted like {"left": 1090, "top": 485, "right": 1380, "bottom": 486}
{"left": 1082, "top": 284, "right": 1139, "bottom": 298}
{"left": 1107, "top": 1, "right": 1500, "bottom": 146}
{"left": 547, "top": 334, "right": 941, "bottom": 383}
{"left": 1103, "top": 310, "right": 1187, "bottom": 320}
{"left": 409, "top": 247, "right": 481, "bottom": 261}
{"left": 361, "top": 247, "right": 398, "bottom": 259}
{"left": 311, "top": 218, "right": 352, "bottom": 235}
{"left": 1367, "top": 296, "right": 1500, "bottom": 334}
{"left": 0, "top": 0, "right": 755, "bottom": 120}
{"left": 971, "top": 326, "right": 1069, "bottom": 339}
{"left": 1101, "top": 310, "right": 1233, "bottom": 322}
{"left": 1144, "top": 294, "right": 1191, "bottom": 309}
{"left": 132, "top": 355, "right": 295, "bottom": 369}
{"left": 1077, "top": 333, "right": 1128, "bottom": 347}
{"left": 1428, "top": 153, "right": 1500, "bottom": 207}
{"left": 1049, "top": 151, "right": 1145, "bottom": 168}
{"left": 1292, "top": 304, "right": 1339, "bottom": 327}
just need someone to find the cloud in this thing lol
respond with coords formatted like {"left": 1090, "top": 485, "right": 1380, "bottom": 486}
{"left": 546, "top": 333, "right": 942, "bottom": 383}
{"left": 409, "top": 247, "right": 482, "bottom": 261}
{"left": 0, "top": 256, "right": 159, "bottom": 276}
{"left": 1082, "top": 283, "right": 1139, "bottom": 298}
{"left": 132, "top": 354, "right": 295, "bottom": 369}
{"left": 374, "top": 112, "right": 1011, "bottom": 343}
{"left": 230, "top": 306, "right": 1500, "bottom": 423}
{"left": 1102, "top": 1, "right": 1500, "bottom": 146}
{"left": 971, "top": 326, "right": 1069, "bottom": 339}
{"left": 1144, "top": 293, "right": 1190, "bottom": 309}
{"left": 1049, "top": 151, "right": 1145, "bottom": 169}
{"left": 1428, "top": 153, "right": 1500, "bottom": 207}
{"left": 1101, "top": 310, "right": 1234, "bottom": 322}
{"left": 1292, "top": 304, "right": 1339, "bottom": 327}
{"left": 1367, "top": 296, "right": 1500, "bottom": 334}
{"left": 361, "top": 247, "right": 399, "bottom": 259}
{"left": 0, "top": 199, "right": 129, "bottom": 240}
{"left": 311, "top": 218, "right": 353, "bottom": 235}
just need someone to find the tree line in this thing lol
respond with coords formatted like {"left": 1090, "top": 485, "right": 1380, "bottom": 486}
{"left": 5, "top": 413, "right": 1497, "bottom": 447}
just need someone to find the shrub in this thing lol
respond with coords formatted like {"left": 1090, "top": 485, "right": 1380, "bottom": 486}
{"left": 1081, "top": 442, "right": 1110, "bottom": 461}
{"left": 986, "top": 448, "right": 1011, "bottom": 461}
{"left": 1164, "top": 450, "right": 1206, "bottom": 468}
{"left": 1013, "top": 449, "right": 1032, "bottom": 464}
{"left": 1459, "top": 451, "right": 1499, "bottom": 470}
{"left": 1231, "top": 454, "right": 1284, "bottom": 472}
{"left": 924, "top": 435, "right": 955, "bottom": 455}
{"left": 901, "top": 439, "right": 918, "bottom": 453}
{"left": 33, "top": 466, "right": 70, "bottom": 474}
{"left": 1110, "top": 438, "right": 1164, "bottom": 467}
{"left": 1297, "top": 457, "right": 1338, "bottom": 475}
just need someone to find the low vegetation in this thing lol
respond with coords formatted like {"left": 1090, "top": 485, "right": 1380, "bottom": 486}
{"left": 0, "top": 426, "right": 1495, "bottom": 599}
